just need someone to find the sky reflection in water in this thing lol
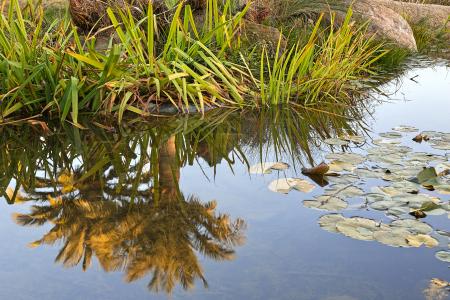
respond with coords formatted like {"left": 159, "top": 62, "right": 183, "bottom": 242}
{"left": 0, "top": 62, "right": 449, "bottom": 300}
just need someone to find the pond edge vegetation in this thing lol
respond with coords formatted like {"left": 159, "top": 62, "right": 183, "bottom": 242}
{"left": 1, "top": 0, "right": 391, "bottom": 125}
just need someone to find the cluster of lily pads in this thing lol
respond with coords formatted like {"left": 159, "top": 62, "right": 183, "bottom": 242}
{"left": 249, "top": 125, "right": 450, "bottom": 264}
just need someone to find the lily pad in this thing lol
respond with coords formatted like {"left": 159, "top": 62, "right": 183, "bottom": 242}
{"left": 366, "top": 193, "right": 391, "bottom": 203}
{"left": 268, "top": 178, "right": 315, "bottom": 194}
{"left": 303, "top": 196, "right": 347, "bottom": 211}
{"left": 430, "top": 141, "right": 450, "bottom": 150}
{"left": 406, "top": 234, "right": 439, "bottom": 248}
{"left": 336, "top": 217, "right": 387, "bottom": 241}
{"left": 390, "top": 219, "right": 433, "bottom": 234}
{"left": 326, "top": 152, "right": 366, "bottom": 164}
{"left": 379, "top": 132, "right": 403, "bottom": 139}
{"left": 324, "top": 184, "right": 364, "bottom": 198}
{"left": 373, "top": 138, "right": 402, "bottom": 146}
{"left": 324, "top": 138, "right": 349, "bottom": 146}
{"left": 370, "top": 200, "right": 404, "bottom": 211}
{"left": 387, "top": 206, "right": 411, "bottom": 216}
{"left": 373, "top": 228, "right": 412, "bottom": 247}
{"left": 392, "top": 125, "right": 419, "bottom": 132}
{"left": 435, "top": 250, "right": 450, "bottom": 263}
{"left": 318, "top": 214, "right": 346, "bottom": 233}
{"left": 435, "top": 185, "right": 450, "bottom": 195}
{"left": 329, "top": 160, "right": 357, "bottom": 172}
{"left": 340, "top": 135, "right": 366, "bottom": 144}
{"left": 326, "top": 174, "right": 360, "bottom": 185}
{"left": 249, "top": 162, "right": 289, "bottom": 174}
{"left": 354, "top": 168, "right": 384, "bottom": 179}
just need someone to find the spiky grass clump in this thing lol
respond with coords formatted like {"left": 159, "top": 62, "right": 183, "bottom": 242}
{"left": 259, "top": 9, "right": 386, "bottom": 105}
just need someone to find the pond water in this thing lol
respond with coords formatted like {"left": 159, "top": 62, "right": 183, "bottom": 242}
{"left": 0, "top": 59, "right": 449, "bottom": 300}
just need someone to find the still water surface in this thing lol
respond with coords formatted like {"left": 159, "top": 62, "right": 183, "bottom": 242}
{"left": 0, "top": 60, "right": 449, "bottom": 300}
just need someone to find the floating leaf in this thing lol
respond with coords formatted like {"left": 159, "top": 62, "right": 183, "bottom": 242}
{"left": 373, "top": 228, "right": 412, "bottom": 247}
{"left": 366, "top": 193, "right": 391, "bottom": 203}
{"left": 354, "top": 168, "right": 384, "bottom": 179}
{"left": 303, "top": 196, "right": 347, "bottom": 211}
{"left": 324, "top": 184, "right": 364, "bottom": 198}
{"left": 249, "top": 162, "right": 289, "bottom": 174}
{"left": 392, "top": 125, "right": 418, "bottom": 132}
{"left": 336, "top": 217, "right": 387, "bottom": 241}
{"left": 430, "top": 141, "right": 450, "bottom": 150}
{"left": 435, "top": 185, "right": 450, "bottom": 195}
{"left": 406, "top": 234, "right": 439, "bottom": 248}
{"left": 390, "top": 219, "right": 433, "bottom": 234}
{"left": 379, "top": 132, "right": 403, "bottom": 139}
{"left": 318, "top": 214, "right": 345, "bottom": 233}
{"left": 340, "top": 135, "right": 366, "bottom": 144}
{"left": 268, "top": 178, "right": 314, "bottom": 194}
{"left": 329, "top": 160, "right": 356, "bottom": 172}
{"left": 370, "top": 200, "right": 403, "bottom": 211}
{"left": 387, "top": 206, "right": 411, "bottom": 216}
{"left": 435, "top": 163, "right": 450, "bottom": 176}
{"left": 324, "top": 138, "right": 349, "bottom": 146}
{"left": 372, "top": 138, "right": 402, "bottom": 145}
{"left": 326, "top": 152, "right": 366, "bottom": 164}
{"left": 435, "top": 250, "right": 450, "bottom": 263}
{"left": 326, "top": 174, "right": 359, "bottom": 185}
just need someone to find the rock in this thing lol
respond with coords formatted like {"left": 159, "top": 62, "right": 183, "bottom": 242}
{"left": 379, "top": 0, "right": 450, "bottom": 29}
{"left": 346, "top": 1, "right": 418, "bottom": 51}
{"left": 283, "top": 0, "right": 450, "bottom": 51}
{"left": 69, "top": 0, "right": 164, "bottom": 31}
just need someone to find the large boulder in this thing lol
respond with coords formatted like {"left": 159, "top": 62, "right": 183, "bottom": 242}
{"left": 268, "top": 0, "right": 450, "bottom": 51}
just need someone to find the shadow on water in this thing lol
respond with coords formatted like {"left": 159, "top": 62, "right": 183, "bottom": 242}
{"left": 0, "top": 103, "right": 371, "bottom": 295}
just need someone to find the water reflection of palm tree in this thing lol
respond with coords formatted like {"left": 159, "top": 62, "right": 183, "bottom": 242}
{"left": 14, "top": 134, "right": 245, "bottom": 294}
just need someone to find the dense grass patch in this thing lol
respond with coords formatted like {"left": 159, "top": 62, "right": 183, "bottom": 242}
{"left": 0, "top": 0, "right": 385, "bottom": 124}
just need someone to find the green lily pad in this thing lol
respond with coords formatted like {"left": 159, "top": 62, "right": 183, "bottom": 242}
{"left": 417, "top": 167, "right": 438, "bottom": 184}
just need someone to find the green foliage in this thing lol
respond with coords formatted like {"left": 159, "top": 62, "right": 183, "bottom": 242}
{"left": 0, "top": 0, "right": 385, "bottom": 123}
{"left": 259, "top": 9, "right": 386, "bottom": 105}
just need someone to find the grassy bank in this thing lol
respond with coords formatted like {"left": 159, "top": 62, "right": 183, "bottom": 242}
{"left": 0, "top": 0, "right": 385, "bottom": 124}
